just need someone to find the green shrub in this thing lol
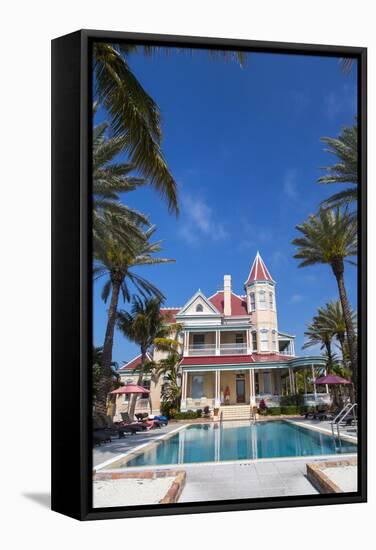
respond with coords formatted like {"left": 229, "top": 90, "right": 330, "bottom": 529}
{"left": 281, "top": 405, "right": 299, "bottom": 415}
{"left": 173, "top": 410, "right": 200, "bottom": 420}
{"left": 269, "top": 407, "right": 281, "bottom": 416}
{"left": 196, "top": 409, "right": 203, "bottom": 418}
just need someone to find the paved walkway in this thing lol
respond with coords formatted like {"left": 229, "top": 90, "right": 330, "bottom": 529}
{"left": 179, "top": 459, "right": 319, "bottom": 502}
{"left": 288, "top": 418, "right": 358, "bottom": 443}
{"left": 93, "top": 424, "right": 180, "bottom": 468}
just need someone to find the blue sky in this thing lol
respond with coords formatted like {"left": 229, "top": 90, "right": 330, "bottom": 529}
{"left": 93, "top": 48, "right": 357, "bottom": 366}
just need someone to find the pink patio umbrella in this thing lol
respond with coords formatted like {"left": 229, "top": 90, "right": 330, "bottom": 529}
{"left": 110, "top": 383, "right": 151, "bottom": 416}
{"left": 314, "top": 374, "right": 352, "bottom": 406}
{"left": 314, "top": 374, "right": 351, "bottom": 385}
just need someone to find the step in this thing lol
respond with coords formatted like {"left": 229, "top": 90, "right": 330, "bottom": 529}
{"left": 220, "top": 405, "right": 252, "bottom": 420}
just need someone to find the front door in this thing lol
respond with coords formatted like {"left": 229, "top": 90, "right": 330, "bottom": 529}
{"left": 236, "top": 377, "right": 246, "bottom": 403}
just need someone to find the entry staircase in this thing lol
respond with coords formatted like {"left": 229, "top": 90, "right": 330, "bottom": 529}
{"left": 220, "top": 405, "right": 253, "bottom": 421}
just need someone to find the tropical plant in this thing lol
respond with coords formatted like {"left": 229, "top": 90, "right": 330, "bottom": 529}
{"left": 319, "top": 123, "right": 358, "bottom": 211}
{"left": 117, "top": 297, "right": 181, "bottom": 418}
{"left": 93, "top": 227, "right": 174, "bottom": 414}
{"left": 292, "top": 207, "right": 358, "bottom": 384}
{"left": 316, "top": 300, "right": 357, "bottom": 366}
{"left": 303, "top": 318, "right": 336, "bottom": 372}
{"left": 156, "top": 351, "right": 182, "bottom": 411}
{"left": 92, "top": 345, "right": 121, "bottom": 400}
{"left": 93, "top": 43, "right": 178, "bottom": 214}
{"left": 93, "top": 119, "right": 149, "bottom": 252}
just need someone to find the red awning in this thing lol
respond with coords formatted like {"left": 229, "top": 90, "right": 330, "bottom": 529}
{"left": 110, "top": 384, "right": 150, "bottom": 395}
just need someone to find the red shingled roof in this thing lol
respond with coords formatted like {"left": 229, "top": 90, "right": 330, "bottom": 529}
{"left": 118, "top": 352, "right": 152, "bottom": 371}
{"left": 181, "top": 355, "right": 255, "bottom": 366}
{"left": 244, "top": 252, "right": 273, "bottom": 285}
{"left": 181, "top": 353, "right": 293, "bottom": 366}
{"left": 160, "top": 308, "right": 180, "bottom": 323}
{"left": 208, "top": 291, "right": 248, "bottom": 316}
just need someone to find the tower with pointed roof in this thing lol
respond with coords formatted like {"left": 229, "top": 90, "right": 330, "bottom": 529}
{"left": 244, "top": 252, "right": 278, "bottom": 353}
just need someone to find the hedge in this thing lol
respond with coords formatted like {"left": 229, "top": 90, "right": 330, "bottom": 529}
{"left": 280, "top": 405, "right": 299, "bottom": 415}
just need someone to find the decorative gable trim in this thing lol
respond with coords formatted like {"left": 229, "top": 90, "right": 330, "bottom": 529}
{"left": 176, "top": 290, "right": 221, "bottom": 317}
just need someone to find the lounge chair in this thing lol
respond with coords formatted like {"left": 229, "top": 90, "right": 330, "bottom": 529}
{"left": 304, "top": 407, "right": 327, "bottom": 420}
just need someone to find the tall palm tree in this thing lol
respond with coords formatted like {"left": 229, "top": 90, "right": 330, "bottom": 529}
{"left": 318, "top": 122, "right": 358, "bottom": 211}
{"left": 93, "top": 119, "right": 148, "bottom": 253}
{"left": 292, "top": 208, "right": 358, "bottom": 384}
{"left": 117, "top": 297, "right": 181, "bottom": 419}
{"left": 93, "top": 227, "right": 174, "bottom": 414}
{"left": 93, "top": 43, "right": 179, "bottom": 214}
{"left": 316, "top": 300, "right": 357, "bottom": 367}
{"left": 303, "top": 319, "right": 335, "bottom": 372}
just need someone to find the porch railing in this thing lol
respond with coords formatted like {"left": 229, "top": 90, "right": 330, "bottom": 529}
{"left": 186, "top": 343, "right": 248, "bottom": 356}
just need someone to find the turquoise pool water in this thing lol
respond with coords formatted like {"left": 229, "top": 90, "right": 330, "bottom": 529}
{"left": 124, "top": 421, "right": 357, "bottom": 468}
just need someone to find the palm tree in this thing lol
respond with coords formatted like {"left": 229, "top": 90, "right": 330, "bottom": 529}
{"left": 93, "top": 43, "right": 179, "bottom": 214}
{"left": 318, "top": 122, "right": 358, "bottom": 211}
{"left": 316, "top": 300, "right": 357, "bottom": 367}
{"left": 93, "top": 227, "right": 174, "bottom": 414}
{"left": 155, "top": 352, "right": 182, "bottom": 412}
{"left": 117, "top": 297, "right": 181, "bottom": 419}
{"left": 93, "top": 119, "right": 149, "bottom": 253}
{"left": 292, "top": 208, "right": 358, "bottom": 384}
{"left": 303, "top": 319, "right": 335, "bottom": 372}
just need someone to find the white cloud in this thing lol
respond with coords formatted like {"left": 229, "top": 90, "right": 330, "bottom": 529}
{"left": 283, "top": 168, "right": 298, "bottom": 200}
{"left": 290, "top": 293, "right": 303, "bottom": 304}
{"left": 324, "top": 84, "right": 357, "bottom": 120}
{"left": 178, "top": 193, "right": 228, "bottom": 245}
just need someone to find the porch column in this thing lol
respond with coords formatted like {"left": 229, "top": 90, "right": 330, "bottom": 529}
{"left": 184, "top": 331, "right": 189, "bottom": 355}
{"left": 246, "top": 330, "right": 251, "bottom": 354}
{"left": 311, "top": 365, "right": 317, "bottom": 402}
{"left": 181, "top": 371, "right": 188, "bottom": 411}
{"left": 215, "top": 370, "right": 221, "bottom": 408}
{"left": 289, "top": 368, "right": 295, "bottom": 394}
{"left": 249, "top": 369, "right": 256, "bottom": 406}
{"left": 215, "top": 330, "right": 220, "bottom": 355}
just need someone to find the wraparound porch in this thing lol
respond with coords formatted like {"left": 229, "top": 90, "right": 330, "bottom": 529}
{"left": 180, "top": 359, "right": 330, "bottom": 411}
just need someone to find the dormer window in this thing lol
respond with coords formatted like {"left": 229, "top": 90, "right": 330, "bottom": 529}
{"left": 196, "top": 304, "right": 203, "bottom": 312}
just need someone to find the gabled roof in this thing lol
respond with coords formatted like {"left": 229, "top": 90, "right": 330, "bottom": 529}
{"left": 176, "top": 290, "right": 221, "bottom": 317}
{"left": 244, "top": 251, "right": 274, "bottom": 286}
{"left": 118, "top": 352, "right": 153, "bottom": 372}
{"left": 208, "top": 291, "right": 248, "bottom": 316}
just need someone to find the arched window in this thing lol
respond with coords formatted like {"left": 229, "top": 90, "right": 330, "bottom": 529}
{"left": 196, "top": 304, "right": 203, "bottom": 312}
{"left": 272, "top": 330, "right": 277, "bottom": 351}
{"left": 259, "top": 290, "right": 266, "bottom": 310}
{"left": 260, "top": 329, "right": 269, "bottom": 351}
{"left": 251, "top": 331, "right": 257, "bottom": 351}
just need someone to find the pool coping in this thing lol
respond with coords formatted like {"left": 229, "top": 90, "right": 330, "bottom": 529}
{"left": 286, "top": 419, "right": 358, "bottom": 444}
{"left": 95, "top": 419, "right": 357, "bottom": 473}
{"left": 306, "top": 458, "right": 358, "bottom": 493}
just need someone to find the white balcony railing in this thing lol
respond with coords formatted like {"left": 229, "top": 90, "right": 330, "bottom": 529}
{"left": 220, "top": 343, "right": 247, "bottom": 355}
{"left": 278, "top": 349, "right": 294, "bottom": 356}
{"left": 187, "top": 343, "right": 248, "bottom": 356}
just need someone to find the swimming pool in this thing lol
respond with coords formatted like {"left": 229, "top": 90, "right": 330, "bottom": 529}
{"left": 123, "top": 421, "right": 357, "bottom": 468}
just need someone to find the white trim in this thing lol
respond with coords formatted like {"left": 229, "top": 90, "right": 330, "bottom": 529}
{"left": 176, "top": 290, "right": 221, "bottom": 316}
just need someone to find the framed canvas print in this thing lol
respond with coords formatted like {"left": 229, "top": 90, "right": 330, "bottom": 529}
{"left": 51, "top": 30, "right": 367, "bottom": 520}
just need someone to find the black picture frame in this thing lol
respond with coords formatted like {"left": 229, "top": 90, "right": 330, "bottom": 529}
{"left": 51, "top": 29, "right": 367, "bottom": 521}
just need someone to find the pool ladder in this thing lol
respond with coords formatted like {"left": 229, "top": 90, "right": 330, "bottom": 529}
{"left": 331, "top": 403, "right": 358, "bottom": 445}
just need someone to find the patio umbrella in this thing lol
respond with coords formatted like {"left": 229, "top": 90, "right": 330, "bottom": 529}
{"left": 109, "top": 384, "right": 151, "bottom": 416}
{"left": 110, "top": 384, "right": 149, "bottom": 395}
{"left": 314, "top": 374, "right": 352, "bottom": 407}
{"left": 313, "top": 375, "right": 351, "bottom": 385}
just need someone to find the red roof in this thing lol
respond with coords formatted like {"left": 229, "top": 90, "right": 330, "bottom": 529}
{"left": 208, "top": 292, "right": 248, "bottom": 316}
{"left": 118, "top": 352, "right": 152, "bottom": 372}
{"left": 181, "top": 355, "right": 255, "bottom": 366}
{"left": 181, "top": 353, "right": 293, "bottom": 366}
{"left": 160, "top": 308, "right": 180, "bottom": 323}
{"left": 244, "top": 252, "right": 273, "bottom": 285}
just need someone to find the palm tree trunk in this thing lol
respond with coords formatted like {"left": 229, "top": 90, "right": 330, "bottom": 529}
{"left": 324, "top": 340, "right": 334, "bottom": 374}
{"left": 332, "top": 261, "right": 358, "bottom": 389}
{"left": 94, "top": 278, "right": 121, "bottom": 416}
{"left": 128, "top": 348, "right": 147, "bottom": 420}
